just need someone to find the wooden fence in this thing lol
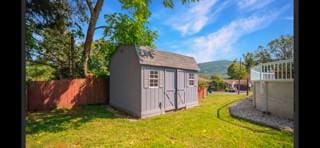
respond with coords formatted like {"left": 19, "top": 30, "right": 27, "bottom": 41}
{"left": 198, "top": 87, "right": 208, "bottom": 100}
{"left": 26, "top": 77, "right": 109, "bottom": 111}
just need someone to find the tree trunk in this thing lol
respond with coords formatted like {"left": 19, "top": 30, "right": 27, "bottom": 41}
{"left": 57, "top": 69, "right": 63, "bottom": 80}
{"left": 82, "top": 0, "right": 104, "bottom": 77}
{"left": 69, "top": 35, "right": 72, "bottom": 77}
{"left": 70, "top": 34, "right": 74, "bottom": 77}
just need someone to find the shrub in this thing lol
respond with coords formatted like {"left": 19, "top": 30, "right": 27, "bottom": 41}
{"left": 210, "top": 75, "right": 226, "bottom": 91}
{"left": 198, "top": 80, "right": 209, "bottom": 88}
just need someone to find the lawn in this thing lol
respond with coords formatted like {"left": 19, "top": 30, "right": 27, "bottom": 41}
{"left": 26, "top": 93, "right": 293, "bottom": 147}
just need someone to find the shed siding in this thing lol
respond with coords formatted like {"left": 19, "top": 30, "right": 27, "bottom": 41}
{"left": 141, "top": 66, "right": 164, "bottom": 117}
{"left": 110, "top": 45, "right": 199, "bottom": 118}
{"left": 141, "top": 66, "right": 198, "bottom": 117}
{"left": 109, "top": 46, "right": 141, "bottom": 117}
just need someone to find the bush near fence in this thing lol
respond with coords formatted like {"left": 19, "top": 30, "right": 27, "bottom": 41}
{"left": 26, "top": 77, "right": 109, "bottom": 111}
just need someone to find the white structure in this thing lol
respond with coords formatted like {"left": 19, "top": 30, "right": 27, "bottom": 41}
{"left": 251, "top": 59, "right": 294, "bottom": 81}
{"left": 250, "top": 59, "right": 294, "bottom": 119}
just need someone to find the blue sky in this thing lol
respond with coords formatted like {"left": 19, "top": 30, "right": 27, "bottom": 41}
{"left": 90, "top": 0, "right": 293, "bottom": 63}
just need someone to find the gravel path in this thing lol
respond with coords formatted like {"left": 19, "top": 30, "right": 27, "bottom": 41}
{"left": 229, "top": 98, "right": 294, "bottom": 133}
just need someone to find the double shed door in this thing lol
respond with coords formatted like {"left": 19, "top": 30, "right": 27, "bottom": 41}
{"left": 164, "top": 69, "right": 186, "bottom": 111}
{"left": 176, "top": 70, "right": 186, "bottom": 109}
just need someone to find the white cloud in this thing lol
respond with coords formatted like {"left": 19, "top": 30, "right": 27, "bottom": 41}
{"left": 183, "top": 11, "right": 282, "bottom": 63}
{"left": 237, "top": 0, "right": 274, "bottom": 11}
{"left": 284, "top": 16, "right": 293, "bottom": 20}
{"left": 167, "top": 0, "right": 219, "bottom": 36}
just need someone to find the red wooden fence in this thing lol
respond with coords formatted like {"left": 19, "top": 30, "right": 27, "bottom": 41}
{"left": 26, "top": 77, "right": 109, "bottom": 111}
{"left": 198, "top": 87, "right": 208, "bottom": 100}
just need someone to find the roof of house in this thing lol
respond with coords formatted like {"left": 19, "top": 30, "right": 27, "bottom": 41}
{"left": 223, "top": 79, "right": 251, "bottom": 85}
{"left": 134, "top": 46, "right": 199, "bottom": 71}
{"left": 199, "top": 77, "right": 211, "bottom": 82}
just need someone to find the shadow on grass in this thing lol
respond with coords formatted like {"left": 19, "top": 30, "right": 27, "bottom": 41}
{"left": 26, "top": 105, "right": 116, "bottom": 135}
{"left": 216, "top": 99, "right": 290, "bottom": 135}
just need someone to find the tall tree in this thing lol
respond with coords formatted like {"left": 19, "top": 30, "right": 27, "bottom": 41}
{"left": 210, "top": 75, "right": 225, "bottom": 91}
{"left": 82, "top": 0, "right": 104, "bottom": 76}
{"left": 26, "top": 0, "right": 200, "bottom": 79}
{"left": 242, "top": 53, "right": 256, "bottom": 95}
{"left": 26, "top": 62, "right": 56, "bottom": 81}
{"left": 268, "top": 35, "right": 294, "bottom": 60}
{"left": 81, "top": 0, "right": 199, "bottom": 77}
{"left": 227, "top": 60, "right": 246, "bottom": 79}
{"left": 30, "top": 28, "right": 84, "bottom": 79}
{"left": 254, "top": 46, "right": 272, "bottom": 64}
{"left": 242, "top": 52, "right": 257, "bottom": 73}
{"left": 26, "top": 0, "right": 69, "bottom": 61}
{"left": 26, "top": 0, "right": 87, "bottom": 80}
{"left": 88, "top": 39, "right": 115, "bottom": 77}
{"left": 103, "top": 13, "right": 157, "bottom": 46}
{"left": 241, "top": 34, "right": 294, "bottom": 82}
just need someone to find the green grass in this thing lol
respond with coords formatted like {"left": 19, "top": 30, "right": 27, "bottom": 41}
{"left": 26, "top": 93, "right": 293, "bottom": 147}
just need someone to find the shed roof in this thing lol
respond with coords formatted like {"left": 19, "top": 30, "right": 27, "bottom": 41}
{"left": 134, "top": 46, "right": 199, "bottom": 71}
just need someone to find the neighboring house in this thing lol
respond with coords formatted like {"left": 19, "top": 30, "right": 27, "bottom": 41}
{"left": 109, "top": 45, "right": 199, "bottom": 118}
{"left": 223, "top": 79, "right": 251, "bottom": 91}
{"left": 198, "top": 77, "right": 211, "bottom": 83}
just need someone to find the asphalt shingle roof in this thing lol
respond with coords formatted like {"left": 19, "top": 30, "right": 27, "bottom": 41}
{"left": 135, "top": 46, "right": 199, "bottom": 71}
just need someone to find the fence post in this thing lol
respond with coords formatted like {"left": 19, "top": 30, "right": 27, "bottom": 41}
{"left": 284, "top": 62, "right": 287, "bottom": 80}
{"left": 290, "top": 62, "right": 293, "bottom": 79}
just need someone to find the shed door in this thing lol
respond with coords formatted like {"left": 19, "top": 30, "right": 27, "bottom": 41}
{"left": 177, "top": 70, "right": 186, "bottom": 108}
{"left": 164, "top": 69, "right": 176, "bottom": 111}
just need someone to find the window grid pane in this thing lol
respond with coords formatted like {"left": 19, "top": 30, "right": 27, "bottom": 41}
{"left": 189, "top": 80, "right": 194, "bottom": 86}
{"left": 149, "top": 70, "right": 159, "bottom": 87}
{"left": 189, "top": 73, "right": 194, "bottom": 79}
{"left": 189, "top": 73, "right": 195, "bottom": 86}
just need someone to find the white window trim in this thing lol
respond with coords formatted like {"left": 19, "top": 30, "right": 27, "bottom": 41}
{"left": 149, "top": 70, "right": 159, "bottom": 88}
{"left": 188, "top": 73, "right": 195, "bottom": 87}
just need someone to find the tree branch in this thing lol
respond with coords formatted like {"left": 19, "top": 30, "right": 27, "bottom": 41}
{"left": 85, "top": 0, "right": 93, "bottom": 15}
{"left": 34, "top": 44, "right": 67, "bottom": 66}
{"left": 32, "top": 51, "right": 61, "bottom": 66}
{"left": 28, "top": 60, "right": 59, "bottom": 69}
{"left": 95, "top": 25, "right": 107, "bottom": 30}
{"left": 93, "top": 0, "right": 104, "bottom": 12}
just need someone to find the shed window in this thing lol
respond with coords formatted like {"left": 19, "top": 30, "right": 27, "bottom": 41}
{"left": 189, "top": 73, "right": 195, "bottom": 86}
{"left": 149, "top": 70, "right": 159, "bottom": 87}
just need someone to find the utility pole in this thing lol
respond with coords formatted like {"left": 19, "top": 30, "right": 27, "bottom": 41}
{"left": 238, "top": 58, "right": 241, "bottom": 95}
{"left": 246, "top": 76, "right": 249, "bottom": 96}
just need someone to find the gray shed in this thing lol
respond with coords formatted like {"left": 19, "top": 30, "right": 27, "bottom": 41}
{"left": 109, "top": 45, "right": 199, "bottom": 118}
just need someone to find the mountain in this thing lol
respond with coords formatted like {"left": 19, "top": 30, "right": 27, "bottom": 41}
{"left": 198, "top": 60, "right": 232, "bottom": 78}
